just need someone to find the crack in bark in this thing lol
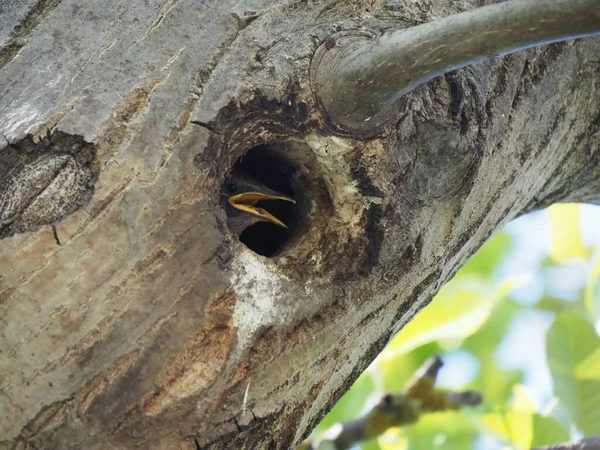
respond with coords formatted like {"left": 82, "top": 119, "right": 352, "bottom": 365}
{"left": 16, "top": 396, "right": 75, "bottom": 445}
{"left": 136, "top": 0, "right": 182, "bottom": 44}
{"left": 66, "top": 175, "right": 135, "bottom": 241}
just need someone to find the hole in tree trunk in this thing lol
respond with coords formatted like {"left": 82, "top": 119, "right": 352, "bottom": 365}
{"left": 222, "top": 144, "right": 301, "bottom": 257}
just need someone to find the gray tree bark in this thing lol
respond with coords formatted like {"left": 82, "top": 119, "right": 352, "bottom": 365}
{"left": 0, "top": 1, "right": 599, "bottom": 449}
{"left": 534, "top": 436, "right": 600, "bottom": 450}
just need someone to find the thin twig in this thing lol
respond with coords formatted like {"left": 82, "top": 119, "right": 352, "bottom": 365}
{"left": 300, "top": 356, "right": 482, "bottom": 450}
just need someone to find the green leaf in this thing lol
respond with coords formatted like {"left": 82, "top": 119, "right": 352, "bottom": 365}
{"left": 402, "top": 412, "right": 476, "bottom": 450}
{"left": 538, "top": 294, "right": 588, "bottom": 316}
{"left": 479, "top": 411, "right": 569, "bottom": 450}
{"left": 462, "top": 300, "right": 524, "bottom": 406}
{"left": 548, "top": 204, "right": 586, "bottom": 261}
{"left": 584, "top": 254, "right": 600, "bottom": 319}
{"left": 537, "top": 295, "right": 571, "bottom": 313}
{"left": 461, "top": 231, "right": 513, "bottom": 278}
{"left": 479, "top": 411, "right": 532, "bottom": 449}
{"left": 511, "top": 384, "right": 536, "bottom": 413}
{"left": 546, "top": 310, "right": 600, "bottom": 435}
{"left": 387, "top": 277, "right": 510, "bottom": 357}
{"left": 530, "top": 415, "right": 570, "bottom": 448}
{"left": 361, "top": 439, "right": 384, "bottom": 450}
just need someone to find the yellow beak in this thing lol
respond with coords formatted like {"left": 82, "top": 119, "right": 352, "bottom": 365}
{"left": 228, "top": 192, "right": 296, "bottom": 228}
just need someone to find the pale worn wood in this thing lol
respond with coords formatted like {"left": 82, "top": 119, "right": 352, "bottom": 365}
{"left": 1, "top": 1, "right": 599, "bottom": 449}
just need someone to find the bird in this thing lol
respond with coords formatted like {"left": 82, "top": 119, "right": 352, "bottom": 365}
{"left": 221, "top": 167, "right": 296, "bottom": 236}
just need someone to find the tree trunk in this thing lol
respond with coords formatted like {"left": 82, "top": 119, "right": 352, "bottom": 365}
{"left": 0, "top": 1, "right": 599, "bottom": 449}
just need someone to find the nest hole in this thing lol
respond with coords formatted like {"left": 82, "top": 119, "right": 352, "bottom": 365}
{"left": 223, "top": 144, "right": 302, "bottom": 257}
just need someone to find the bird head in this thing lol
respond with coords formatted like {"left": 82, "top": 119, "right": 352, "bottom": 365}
{"left": 221, "top": 167, "right": 296, "bottom": 236}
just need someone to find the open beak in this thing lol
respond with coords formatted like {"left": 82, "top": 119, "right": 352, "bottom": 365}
{"left": 228, "top": 192, "right": 296, "bottom": 228}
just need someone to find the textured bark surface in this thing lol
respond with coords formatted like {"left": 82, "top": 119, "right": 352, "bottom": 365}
{"left": 0, "top": 1, "right": 599, "bottom": 449}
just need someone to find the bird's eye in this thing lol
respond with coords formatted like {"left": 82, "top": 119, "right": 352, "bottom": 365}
{"left": 226, "top": 183, "right": 238, "bottom": 194}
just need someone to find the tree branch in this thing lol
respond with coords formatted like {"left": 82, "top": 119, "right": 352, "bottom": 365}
{"left": 311, "top": 0, "right": 600, "bottom": 135}
{"left": 300, "top": 356, "right": 482, "bottom": 450}
{"left": 532, "top": 436, "right": 600, "bottom": 450}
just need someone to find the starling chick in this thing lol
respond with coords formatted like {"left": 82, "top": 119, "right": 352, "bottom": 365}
{"left": 221, "top": 167, "right": 295, "bottom": 235}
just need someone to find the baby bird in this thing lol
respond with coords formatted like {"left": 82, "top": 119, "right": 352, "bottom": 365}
{"left": 221, "top": 167, "right": 295, "bottom": 235}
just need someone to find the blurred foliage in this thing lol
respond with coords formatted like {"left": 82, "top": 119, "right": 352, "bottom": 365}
{"left": 547, "top": 311, "right": 600, "bottom": 436}
{"left": 313, "top": 204, "right": 600, "bottom": 449}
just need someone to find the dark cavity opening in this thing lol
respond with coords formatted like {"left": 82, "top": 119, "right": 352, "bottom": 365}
{"left": 222, "top": 144, "right": 298, "bottom": 257}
